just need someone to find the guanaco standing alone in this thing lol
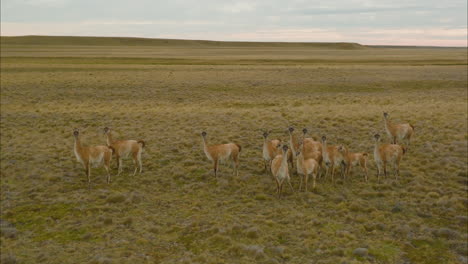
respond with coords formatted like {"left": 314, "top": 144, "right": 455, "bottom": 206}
{"left": 201, "top": 131, "right": 241, "bottom": 178}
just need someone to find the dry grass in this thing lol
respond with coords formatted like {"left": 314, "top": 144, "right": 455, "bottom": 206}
{"left": 1, "top": 37, "right": 467, "bottom": 264}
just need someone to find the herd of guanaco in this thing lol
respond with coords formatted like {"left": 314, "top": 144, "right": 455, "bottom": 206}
{"left": 73, "top": 112, "right": 414, "bottom": 198}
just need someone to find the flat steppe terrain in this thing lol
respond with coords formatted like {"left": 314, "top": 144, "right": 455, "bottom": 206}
{"left": 1, "top": 36, "right": 467, "bottom": 264}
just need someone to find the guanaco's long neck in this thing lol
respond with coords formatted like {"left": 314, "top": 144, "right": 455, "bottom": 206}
{"left": 281, "top": 151, "right": 289, "bottom": 168}
{"left": 106, "top": 132, "right": 114, "bottom": 146}
{"left": 289, "top": 133, "right": 297, "bottom": 153}
{"left": 374, "top": 140, "right": 381, "bottom": 157}
{"left": 322, "top": 140, "right": 328, "bottom": 156}
{"left": 74, "top": 136, "right": 84, "bottom": 156}
{"left": 384, "top": 117, "right": 393, "bottom": 130}
{"left": 202, "top": 136, "right": 209, "bottom": 152}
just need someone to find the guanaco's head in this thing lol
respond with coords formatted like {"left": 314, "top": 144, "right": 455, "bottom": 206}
{"left": 262, "top": 130, "right": 270, "bottom": 139}
{"left": 321, "top": 135, "right": 327, "bottom": 142}
{"left": 282, "top": 144, "right": 289, "bottom": 153}
{"left": 103, "top": 127, "right": 111, "bottom": 134}
{"left": 374, "top": 133, "right": 381, "bottom": 141}
{"left": 201, "top": 131, "right": 207, "bottom": 138}
{"left": 337, "top": 145, "right": 347, "bottom": 153}
{"left": 73, "top": 128, "right": 79, "bottom": 138}
{"left": 383, "top": 112, "right": 389, "bottom": 119}
{"left": 302, "top": 128, "right": 308, "bottom": 135}
{"left": 288, "top": 127, "right": 294, "bottom": 134}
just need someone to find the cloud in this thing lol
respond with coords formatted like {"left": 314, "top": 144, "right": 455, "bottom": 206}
{"left": 1, "top": 0, "right": 466, "bottom": 46}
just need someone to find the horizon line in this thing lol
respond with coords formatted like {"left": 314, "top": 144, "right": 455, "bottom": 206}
{"left": 2, "top": 34, "right": 467, "bottom": 48}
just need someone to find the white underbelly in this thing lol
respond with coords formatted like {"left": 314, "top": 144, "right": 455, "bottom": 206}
{"left": 89, "top": 153, "right": 104, "bottom": 168}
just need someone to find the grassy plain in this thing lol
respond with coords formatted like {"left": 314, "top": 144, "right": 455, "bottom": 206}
{"left": 1, "top": 36, "right": 467, "bottom": 264}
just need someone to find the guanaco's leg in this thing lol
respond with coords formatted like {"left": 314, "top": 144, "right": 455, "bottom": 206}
{"left": 132, "top": 152, "right": 138, "bottom": 176}
{"left": 87, "top": 162, "right": 91, "bottom": 183}
{"left": 233, "top": 153, "right": 239, "bottom": 177}
{"left": 383, "top": 161, "right": 387, "bottom": 178}
{"left": 213, "top": 159, "right": 219, "bottom": 178}
{"left": 287, "top": 176, "right": 294, "bottom": 193}
{"left": 305, "top": 173, "right": 309, "bottom": 192}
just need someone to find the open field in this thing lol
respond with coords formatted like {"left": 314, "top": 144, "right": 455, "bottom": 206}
{"left": 1, "top": 36, "right": 467, "bottom": 264}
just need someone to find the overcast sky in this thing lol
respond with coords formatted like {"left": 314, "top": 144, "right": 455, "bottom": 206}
{"left": 1, "top": 0, "right": 467, "bottom": 46}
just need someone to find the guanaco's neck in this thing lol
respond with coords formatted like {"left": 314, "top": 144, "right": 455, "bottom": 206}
{"left": 202, "top": 136, "right": 209, "bottom": 150}
{"left": 322, "top": 140, "right": 328, "bottom": 155}
{"left": 106, "top": 132, "right": 114, "bottom": 145}
{"left": 384, "top": 117, "right": 392, "bottom": 129}
{"left": 289, "top": 133, "right": 297, "bottom": 153}
{"left": 374, "top": 140, "right": 381, "bottom": 157}
{"left": 74, "top": 136, "right": 84, "bottom": 155}
{"left": 281, "top": 151, "right": 289, "bottom": 168}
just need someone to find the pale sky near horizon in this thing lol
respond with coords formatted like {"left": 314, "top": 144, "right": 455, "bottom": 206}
{"left": 1, "top": 0, "right": 467, "bottom": 46}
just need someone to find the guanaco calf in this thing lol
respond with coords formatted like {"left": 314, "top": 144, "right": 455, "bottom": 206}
{"left": 373, "top": 134, "right": 406, "bottom": 182}
{"left": 201, "top": 131, "right": 241, "bottom": 177}
{"left": 338, "top": 146, "right": 368, "bottom": 182}
{"left": 321, "top": 136, "right": 349, "bottom": 183}
{"left": 73, "top": 129, "right": 114, "bottom": 184}
{"left": 103, "top": 127, "right": 145, "bottom": 176}
{"left": 271, "top": 145, "right": 294, "bottom": 198}
{"left": 383, "top": 112, "right": 414, "bottom": 146}
{"left": 296, "top": 141, "right": 319, "bottom": 191}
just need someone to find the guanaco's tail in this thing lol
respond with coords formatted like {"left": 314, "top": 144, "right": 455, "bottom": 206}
{"left": 235, "top": 143, "right": 242, "bottom": 153}
{"left": 137, "top": 140, "right": 146, "bottom": 148}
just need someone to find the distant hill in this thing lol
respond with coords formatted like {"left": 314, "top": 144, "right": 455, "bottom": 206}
{"left": 0, "top": 35, "right": 366, "bottom": 49}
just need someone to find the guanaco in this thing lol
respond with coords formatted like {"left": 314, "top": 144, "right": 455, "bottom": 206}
{"left": 373, "top": 134, "right": 405, "bottom": 182}
{"left": 262, "top": 131, "right": 282, "bottom": 172}
{"left": 338, "top": 146, "right": 368, "bottom": 182}
{"left": 271, "top": 144, "right": 294, "bottom": 198}
{"left": 201, "top": 131, "right": 241, "bottom": 178}
{"left": 321, "top": 136, "right": 349, "bottom": 183}
{"left": 383, "top": 112, "right": 414, "bottom": 146}
{"left": 296, "top": 141, "right": 319, "bottom": 191}
{"left": 73, "top": 128, "right": 114, "bottom": 184}
{"left": 262, "top": 131, "right": 293, "bottom": 173}
{"left": 288, "top": 127, "right": 322, "bottom": 171}
{"left": 103, "top": 127, "right": 145, "bottom": 176}
{"left": 301, "top": 128, "right": 323, "bottom": 174}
